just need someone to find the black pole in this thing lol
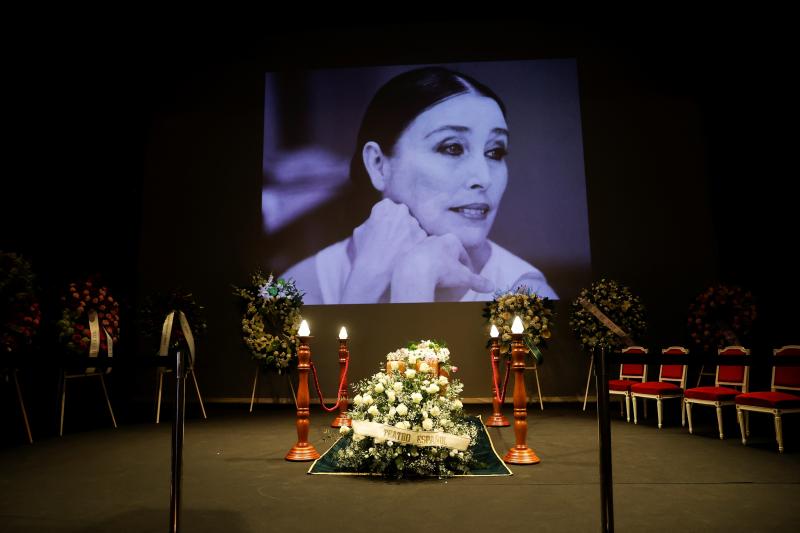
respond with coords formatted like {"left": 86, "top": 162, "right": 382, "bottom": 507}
{"left": 170, "top": 350, "right": 186, "bottom": 533}
{"left": 595, "top": 346, "right": 614, "bottom": 533}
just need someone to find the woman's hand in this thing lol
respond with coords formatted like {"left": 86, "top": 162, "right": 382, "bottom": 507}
{"left": 390, "top": 233, "right": 494, "bottom": 302}
{"left": 341, "top": 199, "right": 427, "bottom": 303}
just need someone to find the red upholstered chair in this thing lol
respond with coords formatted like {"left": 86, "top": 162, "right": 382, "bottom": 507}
{"left": 735, "top": 345, "right": 800, "bottom": 452}
{"left": 608, "top": 346, "right": 648, "bottom": 422}
{"left": 684, "top": 345, "right": 750, "bottom": 439}
{"left": 630, "top": 346, "right": 688, "bottom": 428}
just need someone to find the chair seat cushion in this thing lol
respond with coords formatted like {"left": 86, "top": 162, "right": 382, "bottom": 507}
{"left": 630, "top": 382, "right": 683, "bottom": 396}
{"left": 684, "top": 386, "right": 740, "bottom": 401}
{"left": 608, "top": 379, "right": 639, "bottom": 392}
{"left": 735, "top": 391, "right": 800, "bottom": 409}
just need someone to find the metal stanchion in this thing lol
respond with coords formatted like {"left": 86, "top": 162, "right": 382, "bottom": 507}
{"left": 170, "top": 350, "right": 186, "bottom": 533}
{"left": 595, "top": 347, "right": 614, "bottom": 533}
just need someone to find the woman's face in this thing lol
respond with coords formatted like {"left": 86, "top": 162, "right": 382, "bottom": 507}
{"left": 382, "top": 92, "right": 509, "bottom": 250}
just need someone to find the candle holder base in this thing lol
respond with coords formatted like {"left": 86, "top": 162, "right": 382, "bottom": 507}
{"left": 503, "top": 445, "right": 540, "bottom": 465}
{"left": 486, "top": 413, "right": 510, "bottom": 427}
{"left": 331, "top": 414, "right": 351, "bottom": 428}
{"left": 285, "top": 443, "right": 320, "bottom": 462}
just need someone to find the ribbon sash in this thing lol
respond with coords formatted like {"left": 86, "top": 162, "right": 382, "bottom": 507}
{"left": 352, "top": 420, "right": 470, "bottom": 451}
{"left": 87, "top": 310, "right": 113, "bottom": 373}
{"left": 578, "top": 298, "right": 634, "bottom": 346}
{"left": 159, "top": 310, "right": 196, "bottom": 365}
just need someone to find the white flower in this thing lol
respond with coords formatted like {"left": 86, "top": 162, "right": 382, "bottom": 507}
{"left": 393, "top": 382, "right": 403, "bottom": 392}
{"left": 363, "top": 393, "right": 373, "bottom": 405}
{"left": 339, "top": 425, "right": 351, "bottom": 435}
{"left": 408, "top": 354, "right": 418, "bottom": 365}
{"left": 418, "top": 361, "right": 430, "bottom": 373}
{"left": 430, "top": 405, "right": 441, "bottom": 417}
{"left": 439, "top": 396, "right": 448, "bottom": 403}
{"left": 453, "top": 400, "right": 463, "bottom": 410}
{"left": 396, "top": 403, "right": 408, "bottom": 416}
{"left": 374, "top": 438, "right": 385, "bottom": 445}
{"left": 367, "top": 405, "right": 380, "bottom": 417}
{"left": 411, "top": 392, "right": 423, "bottom": 404}
{"left": 386, "top": 390, "right": 396, "bottom": 403}
{"left": 426, "top": 383, "right": 439, "bottom": 394}
{"left": 422, "top": 418, "right": 434, "bottom": 431}
{"left": 388, "top": 361, "right": 399, "bottom": 371}
{"left": 354, "top": 434, "right": 365, "bottom": 442}
{"left": 353, "top": 394, "right": 363, "bottom": 407}
{"left": 405, "top": 368, "right": 416, "bottom": 379}
{"left": 374, "top": 383, "right": 385, "bottom": 394}
{"left": 421, "top": 410, "right": 428, "bottom": 419}
{"left": 438, "top": 376, "right": 449, "bottom": 386}
{"left": 389, "top": 406, "right": 397, "bottom": 417}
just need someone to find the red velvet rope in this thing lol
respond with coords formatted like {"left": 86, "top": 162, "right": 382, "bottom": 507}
{"left": 309, "top": 357, "right": 350, "bottom": 412}
{"left": 489, "top": 351, "right": 512, "bottom": 404}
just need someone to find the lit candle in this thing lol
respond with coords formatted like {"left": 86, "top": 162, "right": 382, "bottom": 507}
{"left": 339, "top": 327, "right": 348, "bottom": 340}
{"left": 490, "top": 324, "right": 499, "bottom": 338}
{"left": 511, "top": 316, "right": 524, "bottom": 334}
{"left": 298, "top": 320, "right": 311, "bottom": 337}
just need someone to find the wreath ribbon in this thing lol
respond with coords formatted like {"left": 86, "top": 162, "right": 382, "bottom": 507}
{"left": 87, "top": 310, "right": 113, "bottom": 374}
{"left": 159, "top": 310, "right": 196, "bottom": 365}
{"left": 578, "top": 298, "right": 634, "bottom": 347}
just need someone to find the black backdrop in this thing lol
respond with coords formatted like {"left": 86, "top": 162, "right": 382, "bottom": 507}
{"left": 2, "top": 20, "right": 797, "bottom": 433}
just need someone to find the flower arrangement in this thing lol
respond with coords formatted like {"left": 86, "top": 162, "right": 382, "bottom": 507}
{"left": 333, "top": 340, "right": 478, "bottom": 478}
{"left": 569, "top": 278, "right": 646, "bottom": 351}
{"left": 1, "top": 252, "right": 41, "bottom": 354}
{"left": 233, "top": 272, "right": 303, "bottom": 373}
{"left": 482, "top": 286, "right": 555, "bottom": 361}
{"left": 56, "top": 279, "right": 120, "bottom": 355}
{"left": 140, "top": 289, "right": 207, "bottom": 352}
{"left": 687, "top": 284, "right": 756, "bottom": 353}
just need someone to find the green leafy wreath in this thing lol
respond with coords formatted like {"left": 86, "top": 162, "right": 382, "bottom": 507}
{"left": 569, "top": 278, "right": 646, "bottom": 352}
{"left": 483, "top": 286, "right": 555, "bottom": 363}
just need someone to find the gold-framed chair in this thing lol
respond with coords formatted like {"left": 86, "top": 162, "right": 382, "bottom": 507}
{"left": 608, "top": 346, "right": 648, "bottom": 422}
{"left": 684, "top": 345, "right": 750, "bottom": 439}
{"left": 630, "top": 346, "right": 689, "bottom": 429}
{"left": 735, "top": 345, "right": 800, "bottom": 452}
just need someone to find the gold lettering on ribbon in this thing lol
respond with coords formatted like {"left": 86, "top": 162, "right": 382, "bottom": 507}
{"left": 352, "top": 420, "right": 469, "bottom": 451}
{"left": 578, "top": 298, "right": 634, "bottom": 346}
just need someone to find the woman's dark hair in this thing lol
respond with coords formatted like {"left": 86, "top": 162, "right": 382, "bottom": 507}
{"left": 350, "top": 66, "right": 507, "bottom": 186}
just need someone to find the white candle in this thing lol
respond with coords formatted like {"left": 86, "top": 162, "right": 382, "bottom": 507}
{"left": 511, "top": 316, "right": 524, "bottom": 334}
{"left": 339, "top": 327, "right": 348, "bottom": 340}
{"left": 298, "top": 320, "right": 311, "bottom": 337}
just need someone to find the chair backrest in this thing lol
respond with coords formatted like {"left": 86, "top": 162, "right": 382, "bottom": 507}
{"left": 772, "top": 345, "right": 800, "bottom": 392}
{"left": 620, "top": 346, "right": 648, "bottom": 381}
{"left": 659, "top": 346, "right": 688, "bottom": 388}
{"left": 716, "top": 345, "right": 750, "bottom": 392}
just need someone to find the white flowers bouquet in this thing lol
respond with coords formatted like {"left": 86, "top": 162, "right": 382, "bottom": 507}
{"left": 334, "top": 340, "right": 478, "bottom": 478}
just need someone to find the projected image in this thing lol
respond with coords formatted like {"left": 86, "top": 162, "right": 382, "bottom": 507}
{"left": 262, "top": 60, "right": 591, "bottom": 304}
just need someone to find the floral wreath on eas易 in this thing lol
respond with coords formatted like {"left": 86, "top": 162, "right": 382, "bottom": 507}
{"left": 569, "top": 278, "right": 646, "bottom": 352}
{"left": 334, "top": 339, "right": 479, "bottom": 478}
{"left": 482, "top": 286, "right": 555, "bottom": 363}
{"left": 233, "top": 272, "right": 303, "bottom": 373}
{"left": 1, "top": 251, "right": 41, "bottom": 356}
{"left": 687, "top": 283, "right": 756, "bottom": 353}
{"left": 139, "top": 289, "right": 207, "bottom": 353}
{"left": 56, "top": 278, "right": 120, "bottom": 355}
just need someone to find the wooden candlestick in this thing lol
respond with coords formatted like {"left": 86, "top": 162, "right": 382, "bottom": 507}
{"left": 503, "top": 332, "right": 540, "bottom": 464}
{"left": 285, "top": 336, "right": 320, "bottom": 461}
{"left": 486, "top": 338, "right": 510, "bottom": 427}
{"left": 331, "top": 338, "right": 351, "bottom": 428}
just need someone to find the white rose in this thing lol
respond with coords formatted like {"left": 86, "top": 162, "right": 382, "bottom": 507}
{"left": 389, "top": 361, "right": 399, "bottom": 371}
{"left": 405, "top": 369, "right": 416, "bottom": 379}
{"left": 367, "top": 405, "right": 380, "bottom": 417}
{"left": 422, "top": 418, "right": 434, "bottom": 431}
{"left": 393, "top": 382, "right": 403, "bottom": 392}
{"left": 388, "top": 406, "right": 396, "bottom": 417}
{"left": 408, "top": 355, "right": 418, "bottom": 365}
{"left": 453, "top": 400, "right": 463, "bottom": 410}
{"left": 418, "top": 361, "right": 430, "bottom": 373}
{"left": 426, "top": 383, "right": 439, "bottom": 394}
{"left": 386, "top": 390, "right": 396, "bottom": 403}
{"left": 411, "top": 392, "right": 423, "bottom": 404}
{"left": 374, "top": 383, "right": 385, "bottom": 394}
{"left": 396, "top": 403, "right": 408, "bottom": 416}
{"left": 339, "top": 425, "right": 351, "bottom": 435}
{"left": 438, "top": 376, "right": 449, "bottom": 386}
{"left": 421, "top": 410, "right": 428, "bottom": 419}
{"left": 353, "top": 394, "right": 363, "bottom": 407}
{"left": 363, "top": 393, "right": 373, "bottom": 405}
{"left": 430, "top": 405, "right": 441, "bottom": 417}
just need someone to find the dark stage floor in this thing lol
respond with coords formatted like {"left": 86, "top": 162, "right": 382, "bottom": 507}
{"left": 1, "top": 403, "right": 799, "bottom": 532}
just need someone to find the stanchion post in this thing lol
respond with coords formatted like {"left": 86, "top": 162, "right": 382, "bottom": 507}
{"left": 503, "top": 318, "right": 540, "bottom": 464}
{"left": 486, "top": 330, "right": 509, "bottom": 427}
{"left": 331, "top": 328, "right": 351, "bottom": 428}
{"left": 595, "top": 346, "right": 615, "bottom": 533}
{"left": 286, "top": 322, "right": 320, "bottom": 461}
{"left": 170, "top": 350, "right": 186, "bottom": 533}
